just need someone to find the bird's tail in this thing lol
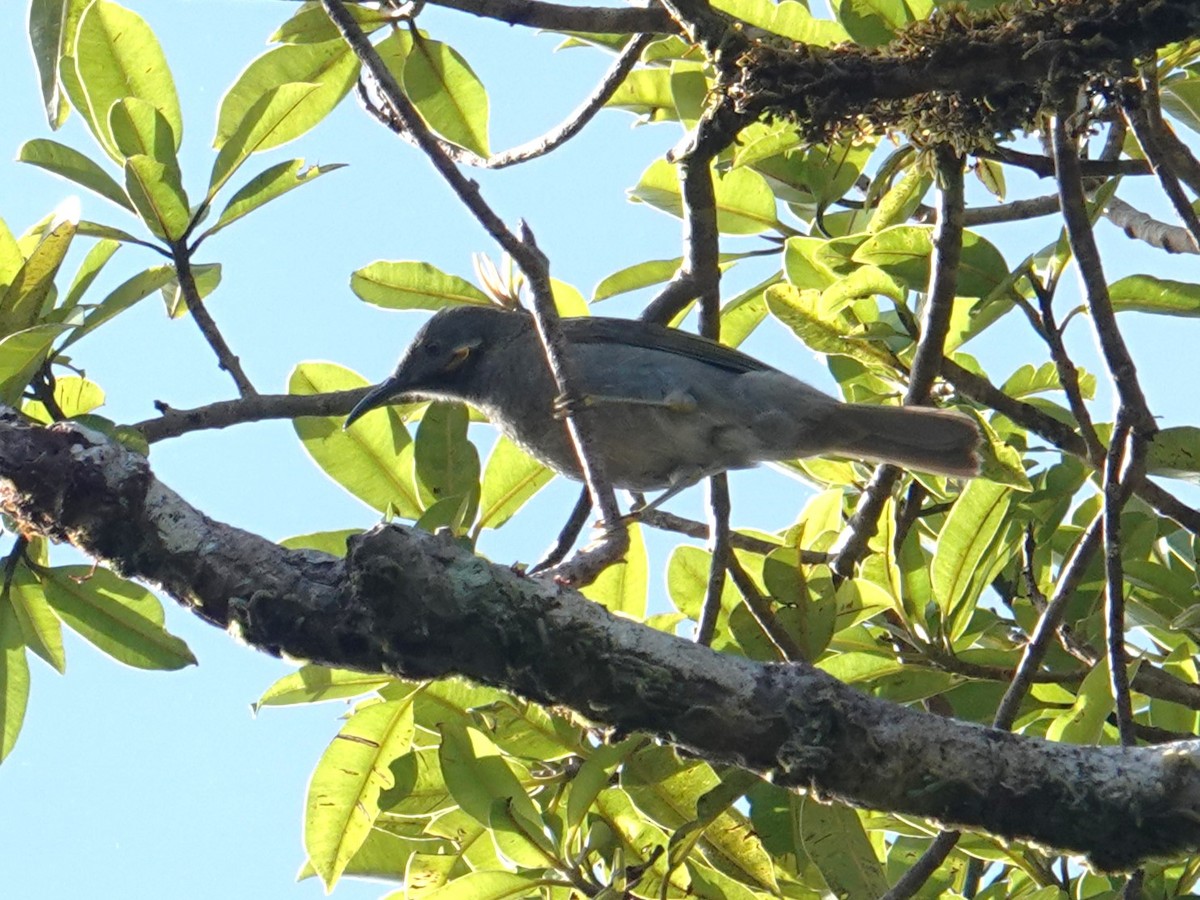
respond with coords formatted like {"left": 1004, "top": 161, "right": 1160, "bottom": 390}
{"left": 825, "top": 404, "right": 983, "bottom": 477}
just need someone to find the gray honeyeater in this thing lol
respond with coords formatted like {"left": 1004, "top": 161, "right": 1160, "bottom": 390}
{"left": 344, "top": 305, "right": 983, "bottom": 502}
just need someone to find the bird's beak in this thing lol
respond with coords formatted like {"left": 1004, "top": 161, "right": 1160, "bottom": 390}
{"left": 344, "top": 378, "right": 405, "bottom": 430}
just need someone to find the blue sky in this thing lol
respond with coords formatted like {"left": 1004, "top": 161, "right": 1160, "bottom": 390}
{"left": 1, "top": 2, "right": 1198, "bottom": 898}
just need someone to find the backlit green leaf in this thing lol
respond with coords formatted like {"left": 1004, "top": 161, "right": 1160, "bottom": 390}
{"left": 18, "top": 139, "right": 132, "bottom": 211}
{"left": 74, "top": 0, "right": 181, "bottom": 162}
{"left": 305, "top": 695, "right": 417, "bottom": 889}
{"left": 291, "top": 362, "right": 423, "bottom": 517}
{"left": 352, "top": 261, "right": 491, "bottom": 310}
{"left": 404, "top": 37, "right": 491, "bottom": 158}
{"left": 475, "top": 436, "right": 554, "bottom": 532}
{"left": 0, "top": 597, "right": 30, "bottom": 763}
{"left": 42, "top": 566, "right": 196, "bottom": 670}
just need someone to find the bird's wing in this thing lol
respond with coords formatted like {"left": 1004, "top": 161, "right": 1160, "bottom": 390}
{"left": 560, "top": 317, "right": 774, "bottom": 374}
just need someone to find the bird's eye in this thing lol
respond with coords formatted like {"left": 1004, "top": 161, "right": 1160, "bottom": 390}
{"left": 424, "top": 342, "right": 441, "bottom": 356}
{"left": 444, "top": 344, "right": 473, "bottom": 372}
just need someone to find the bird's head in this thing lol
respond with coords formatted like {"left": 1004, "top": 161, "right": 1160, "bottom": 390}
{"left": 344, "top": 305, "right": 527, "bottom": 428}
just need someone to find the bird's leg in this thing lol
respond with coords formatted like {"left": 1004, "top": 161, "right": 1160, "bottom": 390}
{"left": 625, "top": 469, "right": 704, "bottom": 518}
{"left": 553, "top": 389, "right": 698, "bottom": 419}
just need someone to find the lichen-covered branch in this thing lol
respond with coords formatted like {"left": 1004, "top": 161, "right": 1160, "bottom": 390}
{"left": 2, "top": 414, "right": 1200, "bottom": 871}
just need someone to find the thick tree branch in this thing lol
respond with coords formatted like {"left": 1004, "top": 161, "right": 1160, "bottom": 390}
{"left": 4, "top": 415, "right": 1200, "bottom": 871}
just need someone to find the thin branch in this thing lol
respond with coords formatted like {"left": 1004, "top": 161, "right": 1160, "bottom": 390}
{"left": 696, "top": 474, "right": 730, "bottom": 646}
{"left": 1103, "top": 418, "right": 1144, "bottom": 747}
{"left": 979, "top": 147, "right": 1151, "bottom": 179}
{"left": 1124, "top": 72, "right": 1200, "bottom": 252}
{"left": 169, "top": 242, "right": 256, "bottom": 397}
{"left": 134, "top": 390, "right": 367, "bottom": 442}
{"left": 1051, "top": 109, "right": 1157, "bottom": 436}
{"left": 632, "top": 508, "right": 829, "bottom": 561}
{"left": 880, "top": 831, "right": 961, "bottom": 900}
{"left": 414, "top": 0, "right": 673, "bottom": 34}
{"left": 1025, "top": 269, "right": 1106, "bottom": 464}
{"left": 725, "top": 551, "right": 803, "bottom": 661}
{"left": 323, "top": 0, "right": 626, "bottom": 581}
{"left": 1102, "top": 196, "right": 1200, "bottom": 254}
{"left": 358, "top": 33, "right": 655, "bottom": 169}
{"left": 993, "top": 515, "right": 1104, "bottom": 730}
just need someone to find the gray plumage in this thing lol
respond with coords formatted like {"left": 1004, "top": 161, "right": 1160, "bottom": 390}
{"left": 345, "top": 305, "right": 982, "bottom": 493}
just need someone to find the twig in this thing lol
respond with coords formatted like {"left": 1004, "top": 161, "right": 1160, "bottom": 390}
{"left": 1101, "top": 196, "right": 1200, "bottom": 254}
{"left": 1051, "top": 108, "right": 1157, "bottom": 436}
{"left": 655, "top": 0, "right": 734, "bottom": 56}
{"left": 169, "top": 242, "right": 256, "bottom": 397}
{"left": 1103, "top": 418, "right": 1144, "bottom": 747}
{"left": 879, "top": 832, "right": 960, "bottom": 900}
{"left": 1024, "top": 269, "right": 1106, "bottom": 464}
{"left": 992, "top": 515, "right": 1103, "bottom": 730}
{"left": 696, "top": 474, "right": 730, "bottom": 646}
{"left": 405, "top": 0, "right": 673, "bottom": 34}
{"left": 323, "top": 0, "right": 626, "bottom": 582}
{"left": 1123, "top": 72, "right": 1200, "bottom": 252}
{"left": 526, "top": 486, "right": 591, "bottom": 574}
{"left": 135, "top": 389, "right": 367, "bottom": 442}
{"left": 725, "top": 552, "right": 803, "bottom": 661}
{"left": 358, "top": 33, "right": 655, "bottom": 169}
{"left": 632, "top": 508, "right": 828, "bottom": 560}
{"left": 979, "top": 147, "right": 1151, "bottom": 179}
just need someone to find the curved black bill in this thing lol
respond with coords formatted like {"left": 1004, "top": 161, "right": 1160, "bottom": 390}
{"left": 344, "top": 379, "right": 403, "bottom": 429}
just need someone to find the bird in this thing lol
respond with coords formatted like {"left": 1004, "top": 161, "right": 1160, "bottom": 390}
{"left": 344, "top": 305, "right": 982, "bottom": 503}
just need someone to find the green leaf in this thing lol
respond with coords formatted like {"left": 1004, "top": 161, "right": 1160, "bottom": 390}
{"left": 17, "top": 139, "right": 133, "bottom": 212}
{"left": 710, "top": 0, "right": 849, "bottom": 44}
{"left": 853, "top": 225, "right": 1009, "bottom": 298}
{"left": 214, "top": 40, "right": 358, "bottom": 150}
{"left": 403, "top": 37, "right": 491, "bottom": 158}
{"left": 566, "top": 738, "right": 641, "bottom": 832}
{"left": 437, "top": 721, "right": 542, "bottom": 830}
{"left": 352, "top": 261, "right": 492, "bottom": 310}
{"left": 28, "top": 0, "right": 77, "bottom": 128}
{"left": 380, "top": 747, "right": 455, "bottom": 818}
{"left": 409, "top": 870, "right": 545, "bottom": 900}
{"left": 123, "top": 154, "right": 190, "bottom": 242}
{"left": 271, "top": 2, "right": 391, "bottom": 44}
{"left": 24, "top": 375, "right": 106, "bottom": 423}
{"left": 290, "top": 362, "right": 423, "bottom": 517}
{"left": 254, "top": 664, "right": 393, "bottom": 711}
{"left": 279, "top": 528, "right": 361, "bottom": 556}
{"left": 1146, "top": 426, "right": 1200, "bottom": 484}
{"left": 109, "top": 96, "right": 181, "bottom": 175}
{"left": 208, "top": 82, "right": 322, "bottom": 199}
{"left": 630, "top": 160, "right": 780, "bottom": 235}
{"left": 835, "top": 0, "right": 914, "bottom": 46}
{"left": 931, "top": 480, "right": 1012, "bottom": 640}
{"left": 413, "top": 401, "right": 481, "bottom": 518}
{"left": 159, "top": 263, "right": 222, "bottom": 319}
{"left": 795, "top": 795, "right": 889, "bottom": 897}
{"left": 488, "top": 797, "right": 558, "bottom": 868}
{"left": 1046, "top": 655, "right": 1113, "bottom": 744}
{"left": 1109, "top": 275, "right": 1200, "bottom": 317}
{"left": 603, "top": 69, "right": 678, "bottom": 121}
{"left": 63, "top": 263, "right": 175, "bottom": 349}
{"left": 1162, "top": 76, "right": 1200, "bottom": 135}
{"left": 593, "top": 258, "right": 683, "bottom": 302}
{"left": 7, "top": 567, "right": 66, "bottom": 673}
{"left": 42, "top": 566, "right": 196, "bottom": 670}
{"left": 581, "top": 522, "right": 648, "bottom": 620}
{"left": 203, "top": 159, "right": 345, "bottom": 237}
{"left": 305, "top": 695, "right": 417, "bottom": 890}
{"left": 0, "top": 218, "right": 23, "bottom": 294}
{"left": 74, "top": 0, "right": 182, "bottom": 162}
{"left": 0, "top": 206, "right": 77, "bottom": 335}
{"left": 0, "top": 324, "right": 72, "bottom": 405}
{"left": 765, "top": 284, "right": 898, "bottom": 371}
{"left": 61, "top": 238, "right": 121, "bottom": 314}
{"left": 475, "top": 436, "right": 554, "bottom": 532}
{"left": 0, "top": 596, "right": 30, "bottom": 763}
